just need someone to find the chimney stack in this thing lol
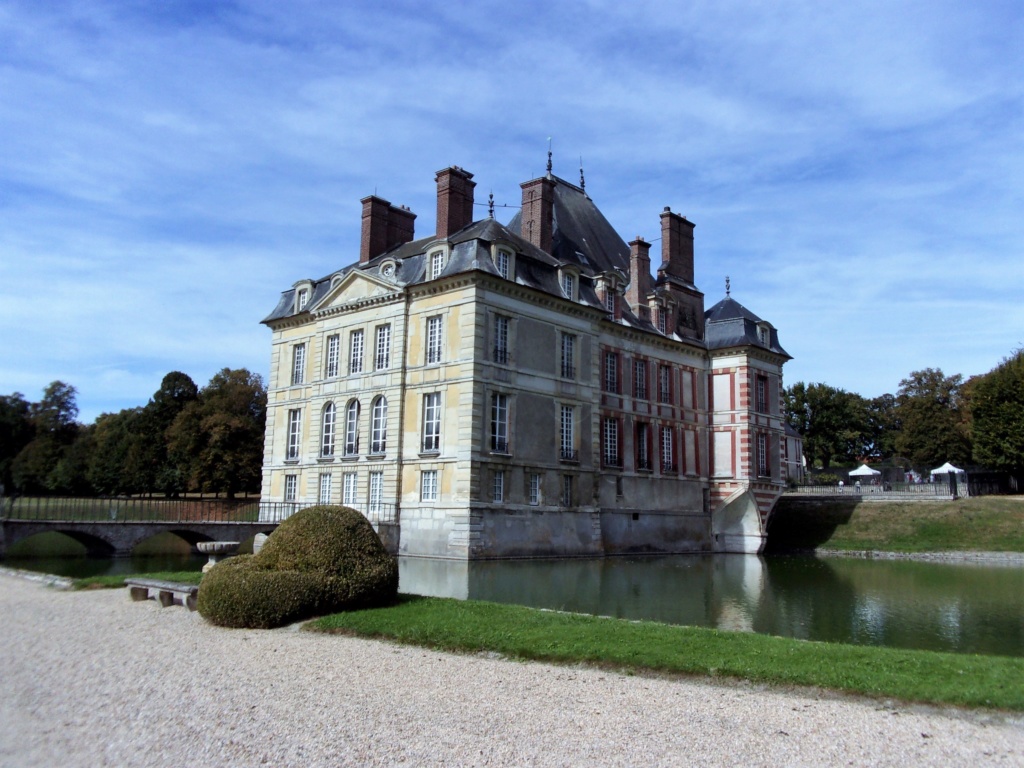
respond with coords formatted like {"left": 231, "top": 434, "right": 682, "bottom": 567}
{"left": 659, "top": 207, "right": 695, "bottom": 284}
{"left": 519, "top": 176, "right": 555, "bottom": 253}
{"left": 627, "top": 236, "right": 652, "bottom": 311}
{"left": 360, "top": 196, "right": 417, "bottom": 264}
{"left": 435, "top": 166, "right": 476, "bottom": 239}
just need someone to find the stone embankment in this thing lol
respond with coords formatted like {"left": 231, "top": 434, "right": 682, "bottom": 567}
{"left": 1, "top": 569, "right": 1022, "bottom": 767}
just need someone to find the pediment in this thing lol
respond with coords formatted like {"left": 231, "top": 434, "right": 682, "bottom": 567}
{"left": 312, "top": 270, "right": 398, "bottom": 313}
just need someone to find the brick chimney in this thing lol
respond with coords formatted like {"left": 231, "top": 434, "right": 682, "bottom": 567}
{"left": 360, "top": 196, "right": 391, "bottom": 264}
{"left": 519, "top": 176, "right": 555, "bottom": 253}
{"left": 659, "top": 207, "right": 695, "bottom": 284}
{"left": 360, "top": 197, "right": 417, "bottom": 264}
{"left": 435, "top": 166, "right": 476, "bottom": 239}
{"left": 387, "top": 205, "right": 416, "bottom": 250}
{"left": 626, "top": 236, "right": 652, "bottom": 311}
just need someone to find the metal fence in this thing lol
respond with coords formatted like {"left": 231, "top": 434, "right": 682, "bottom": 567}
{"left": 1, "top": 496, "right": 401, "bottom": 526}
{"left": 1, "top": 496, "right": 261, "bottom": 523}
{"left": 786, "top": 482, "right": 956, "bottom": 499}
{"left": 257, "top": 501, "right": 399, "bottom": 525}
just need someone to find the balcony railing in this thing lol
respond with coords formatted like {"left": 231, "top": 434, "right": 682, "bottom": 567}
{"left": 661, "top": 462, "right": 678, "bottom": 474}
{"left": 603, "top": 455, "right": 622, "bottom": 468}
{"left": 493, "top": 347, "right": 509, "bottom": 365}
{"left": 561, "top": 364, "right": 576, "bottom": 379}
{"left": 559, "top": 448, "right": 579, "bottom": 463}
{"left": 258, "top": 500, "right": 399, "bottom": 525}
{"left": 491, "top": 438, "right": 509, "bottom": 454}
{"left": 636, "top": 458, "right": 653, "bottom": 472}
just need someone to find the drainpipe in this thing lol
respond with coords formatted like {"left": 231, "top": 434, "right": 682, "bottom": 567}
{"left": 393, "top": 287, "right": 412, "bottom": 528}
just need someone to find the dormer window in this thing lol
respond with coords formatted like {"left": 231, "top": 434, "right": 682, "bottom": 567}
{"left": 495, "top": 250, "right": 511, "bottom": 280}
{"left": 559, "top": 269, "right": 578, "bottom": 301}
{"left": 657, "top": 307, "right": 669, "bottom": 334}
{"left": 293, "top": 281, "right": 313, "bottom": 313}
{"left": 757, "top": 323, "right": 770, "bottom": 346}
{"left": 297, "top": 289, "right": 309, "bottom": 310}
{"left": 604, "top": 289, "right": 616, "bottom": 313}
{"left": 430, "top": 251, "right": 446, "bottom": 280}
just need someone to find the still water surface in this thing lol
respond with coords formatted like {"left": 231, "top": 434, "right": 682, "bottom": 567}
{"left": 8, "top": 553, "right": 1023, "bottom": 657}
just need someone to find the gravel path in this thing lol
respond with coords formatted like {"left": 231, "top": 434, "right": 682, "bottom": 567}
{"left": 1, "top": 571, "right": 1022, "bottom": 767}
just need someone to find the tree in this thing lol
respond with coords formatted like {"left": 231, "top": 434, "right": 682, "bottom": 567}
{"left": 970, "top": 349, "right": 1024, "bottom": 473}
{"left": 784, "top": 382, "right": 868, "bottom": 470}
{"left": 863, "top": 393, "right": 900, "bottom": 461}
{"left": 0, "top": 393, "right": 34, "bottom": 492}
{"left": 11, "top": 381, "right": 81, "bottom": 493}
{"left": 145, "top": 372, "right": 199, "bottom": 496}
{"left": 167, "top": 369, "right": 267, "bottom": 497}
{"left": 894, "top": 368, "right": 971, "bottom": 467}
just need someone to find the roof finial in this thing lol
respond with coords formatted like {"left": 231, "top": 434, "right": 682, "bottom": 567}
{"left": 579, "top": 155, "right": 585, "bottom": 191}
{"left": 725, "top": 275, "right": 731, "bottom": 297}
{"left": 546, "top": 137, "right": 553, "bottom": 176}
{"left": 488, "top": 191, "right": 494, "bottom": 219}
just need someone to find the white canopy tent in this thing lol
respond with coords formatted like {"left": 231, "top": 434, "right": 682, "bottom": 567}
{"left": 849, "top": 464, "right": 882, "bottom": 477}
{"left": 930, "top": 462, "right": 966, "bottom": 476}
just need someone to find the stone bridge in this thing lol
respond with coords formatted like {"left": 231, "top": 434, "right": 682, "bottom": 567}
{"left": 0, "top": 519, "right": 279, "bottom": 558}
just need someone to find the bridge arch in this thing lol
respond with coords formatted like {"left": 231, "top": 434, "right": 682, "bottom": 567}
{"left": 711, "top": 489, "right": 766, "bottom": 554}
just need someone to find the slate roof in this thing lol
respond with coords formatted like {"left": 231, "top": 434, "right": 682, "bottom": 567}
{"left": 704, "top": 296, "right": 790, "bottom": 358}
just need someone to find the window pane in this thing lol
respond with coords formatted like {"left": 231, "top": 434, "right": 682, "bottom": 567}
{"left": 422, "top": 393, "right": 441, "bottom": 452}
{"left": 375, "top": 325, "right": 391, "bottom": 370}
{"left": 426, "top": 316, "right": 443, "bottom": 364}
{"left": 321, "top": 403, "right": 335, "bottom": 457}
{"left": 319, "top": 473, "right": 332, "bottom": 504}
{"left": 349, "top": 330, "right": 364, "bottom": 374}
{"left": 291, "top": 343, "right": 306, "bottom": 385}
{"left": 371, "top": 397, "right": 388, "bottom": 453}
{"left": 326, "top": 335, "right": 340, "bottom": 378}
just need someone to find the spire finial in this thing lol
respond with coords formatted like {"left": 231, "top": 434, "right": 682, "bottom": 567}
{"left": 488, "top": 191, "right": 494, "bottom": 219}
{"left": 546, "top": 137, "right": 552, "bottom": 175}
{"left": 579, "top": 155, "right": 585, "bottom": 191}
{"left": 725, "top": 275, "right": 731, "bottom": 297}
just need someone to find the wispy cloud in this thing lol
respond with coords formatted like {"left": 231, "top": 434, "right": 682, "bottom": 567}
{"left": 2, "top": 0, "right": 1021, "bottom": 420}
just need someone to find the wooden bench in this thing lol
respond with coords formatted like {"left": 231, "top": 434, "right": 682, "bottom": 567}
{"left": 125, "top": 578, "right": 199, "bottom": 611}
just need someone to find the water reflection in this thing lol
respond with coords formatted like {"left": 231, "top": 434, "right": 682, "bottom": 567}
{"left": 400, "top": 554, "right": 1024, "bottom": 657}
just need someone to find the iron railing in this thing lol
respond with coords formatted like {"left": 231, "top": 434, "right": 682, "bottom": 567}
{"left": 257, "top": 501, "right": 399, "bottom": 525}
{"left": 1, "top": 496, "right": 261, "bottom": 523}
{"left": 786, "top": 483, "right": 955, "bottom": 498}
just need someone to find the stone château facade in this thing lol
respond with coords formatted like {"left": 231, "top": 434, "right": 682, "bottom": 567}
{"left": 259, "top": 162, "right": 791, "bottom": 557}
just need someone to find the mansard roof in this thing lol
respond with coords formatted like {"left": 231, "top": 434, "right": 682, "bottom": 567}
{"left": 704, "top": 295, "right": 790, "bottom": 358}
{"left": 507, "top": 175, "right": 630, "bottom": 275}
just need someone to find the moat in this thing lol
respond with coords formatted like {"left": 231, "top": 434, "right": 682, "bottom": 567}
{"left": 7, "top": 550, "right": 1023, "bottom": 658}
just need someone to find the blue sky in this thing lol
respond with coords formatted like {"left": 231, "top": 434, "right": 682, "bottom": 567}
{"left": 2, "top": 0, "right": 1022, "bottom": 424}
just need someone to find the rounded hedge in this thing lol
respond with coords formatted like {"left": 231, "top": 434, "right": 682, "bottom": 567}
{"left": 197, "top": 505, "right": 398, "bottom": 629}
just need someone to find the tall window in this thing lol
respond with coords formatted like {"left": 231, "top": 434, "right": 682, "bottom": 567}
{"left": 756, "top": 375, "right": 768, "bottom": 414}
{"left": 342, "top": 472, "right": 358, "bottom": 505}
{"left": 368, "top": 471, "right": 383, "bottom": 514}
{"left": 560, "top": 333, "right": 576, "bottom": 379}
{"left": 636, "top": 423, "right": 651, "bottom": 470}
{"left": 495, "top": 250, "right": 510, "bottom": 279}
{"left": 561, "top": 272, "right": 575, "bottom": 300}
{"left": 661, "top": 426, "right": 675, "bottom": 473}
{"left": 657, "top": 307, "right": 668, "bottom": 334}
{"left": 559, "top": 405, "right": 576, "bottom": 461}
{"left": 493, "top": 315, "right": 510, "bottom": 364}
{"left": 603, "top": 417, "right": 620, "bottom": 467}
{"left": 659, "top": 365, "right": 672, "bottom": 404}
{"left": 491, "top": 393, "right": 508, "bottom": 453}
{"left": 320, "top": 402, "right": 336, "bottom": 458}
{"left": 492, "top": 470, "right": 505, "bottom": 503}
{"left": 325, "top": 334, "right": 340, "bottom": 378}
{"left": 375, "top": 325, "right": 391, "bottom": 370}
{"left": 757, "top": 432, "right": 769, "bottom": 477}
{"left": 371, "top": 396, "right": 388, "bottom": 454}
{"left": 430, "top": 251, "right": 445, "bottom": 280}
{"left": 633, "top": 359, "right": 647, "bottom": 400}
{"left": 421, "top": 470, "right": 438, "bottom": 502}
{"left": 561, "top": 475, "right": 573, "bottom": 507}
{"left": 296, "top": 288, "right": 309, "bottom": 310}
{"left": 528, "top": 473, "right": 541, "bottom": 505}
{"left": 426, "top": 315, "right": 443, "bottom": 365}
{"left": 422, "top": 393, "right": 441, "bottom": 452}
{"left": 319, "top": 472, "right": 332, "bottom": 504}
{"left": 603, "top": 352, "right": 619, "bottom": 393}
{"left": 291, "top": 343, "right": 306, "bottom": 385}
{"left": 344, "top": 400, "right": 360, "bottom": 456}
{"left": 349, "top": 329, "right": 364, "bottom": 374}
{"left": 604, "top": 289, "right": 615, "bottom": 313}
{"left": 284, "top": 474, "right": 297, "bottom": 502}
{"left": 286, "top": 409, "right": 301, "bottom": 461}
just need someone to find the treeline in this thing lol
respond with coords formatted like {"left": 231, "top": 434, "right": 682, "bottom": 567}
{"left": 786, "top": 348, "right": 1024, "bottom": 474}
{"left": 0, "top": 369, "right": 266, "bottom": 498}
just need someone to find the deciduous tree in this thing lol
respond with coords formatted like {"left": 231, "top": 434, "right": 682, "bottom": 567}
{"left": 894, "top": 368, "right": 971, "bottom": 467}
{"left": 970, "top": 349, "right": 1024, "bottom": 474}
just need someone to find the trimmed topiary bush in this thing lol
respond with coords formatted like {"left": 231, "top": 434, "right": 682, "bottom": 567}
{"left": 197, "top": 505, "right": 398, "bottom": 629}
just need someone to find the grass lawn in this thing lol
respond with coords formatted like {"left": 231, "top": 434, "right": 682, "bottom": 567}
{"left": 309, "top": 595, "right": 1024, "bottom": 711}
{"left": 72, "top": 571, "right": 204, "bottom": 590}
{"left": 769, "top": 496, "right": 1024, "bottom": 553}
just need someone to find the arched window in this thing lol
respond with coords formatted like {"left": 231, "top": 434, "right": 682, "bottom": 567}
{"left": 371, "top": 396, "right": 388, "bottom": 454}
{"left": 321, "top": 402, "right": 336, "bottom": 458}
{"left": 344, "top": 400, "right": 360, "bottom": 456}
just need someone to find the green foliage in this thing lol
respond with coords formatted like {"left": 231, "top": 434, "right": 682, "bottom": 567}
{"left": 10, "top": 381, "right": 82, "bottom": 494}
{"left": 971, "top": 349, "right": 1024, "bottom": 473}
{"left": 895, "top": 368, "right": 971, "bottom": 467}
{"left": 197, "top": 505, "right": 398, "bottom": 629}
{"left": 815, "top": 472, "right": 840, "bottom": 485}
{"left": 0, "top": 393, "right": 33, "bottom": 491}
{"left": 785, "top": 382, "right": 868, "bottom": 469}
{"left": 167, "top": 368, "right": 266, "bottom": 497}
{"left": 310, "top": 596, "right": 1024, "bottom": 710}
